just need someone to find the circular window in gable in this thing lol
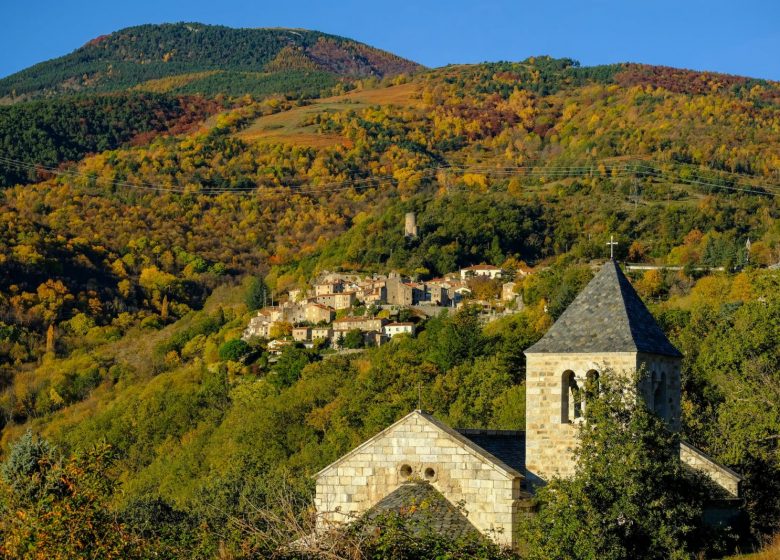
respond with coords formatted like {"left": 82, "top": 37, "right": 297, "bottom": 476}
{"left": 399, "top": 464, "right": 413, "bottom": 479}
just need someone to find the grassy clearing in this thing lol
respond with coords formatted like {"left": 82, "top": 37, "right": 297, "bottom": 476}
{"left": 236, "top": 82, "right": 420, "bottom": 147}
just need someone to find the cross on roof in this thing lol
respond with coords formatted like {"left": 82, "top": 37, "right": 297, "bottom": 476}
{"left": 606, "top": 235, "right": 618, "bottom": 260}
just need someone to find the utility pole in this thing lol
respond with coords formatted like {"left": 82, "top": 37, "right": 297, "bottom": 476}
{"left": 632, "top": 178, "right": 640, "bottom": 213}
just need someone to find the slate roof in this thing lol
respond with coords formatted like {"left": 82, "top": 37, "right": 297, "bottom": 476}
{"left": 456, "top": 429, "right": 525, "bottom": 474}
{"left": 364, "top": 482, "right": 480, "bottom": 538}
{"left": 526, "top": 260, "right": 682, "bottom": 357}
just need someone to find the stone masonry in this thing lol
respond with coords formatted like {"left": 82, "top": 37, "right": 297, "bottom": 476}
{"left": 315, "top": 411, "right": 532, "bottom": 547}
{"left": 680, "top": 441, "right": 741, "bottom": 497}
{"left": 524, "top": 351, "right": 682, "bottom": 484}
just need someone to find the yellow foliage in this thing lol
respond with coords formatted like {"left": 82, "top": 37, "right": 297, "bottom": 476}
{"left": 462, "top": 173, "right": 489, "bottom": 190}
{"left": 728, "top": 272, "right": 753, "bottom": 302}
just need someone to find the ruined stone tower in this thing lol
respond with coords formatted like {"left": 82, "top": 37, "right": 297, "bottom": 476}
{"left": 404, "top": 212, "right": 418, "bottom": 238}
{"left": 523, "top": 260, "right": 682, "bottom": 484}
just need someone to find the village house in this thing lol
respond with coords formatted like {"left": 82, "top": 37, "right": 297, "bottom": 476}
{"left": 363, "top": 330, "right": 387, "bottom": 347}
{"left": 279, "top": 301, "right": 306, "bottom": 323}
{"left": 311, "top": 327, "right": 333, "bottom": 341}
{"left": 267, "top": 339, "right": 292, "bottom": 354}
{"left": 333, "top": 316, "right": 386, "bottom": 333}
{"left": 242, "top": 315, "right": 273, "bottom": 340}
{"left": 460, "top": 264, "right": 504, "bottom": 280}
{"left": 313, "top": 292, "right": 356, "bottom": 310}
{"left": 362, "top": 285, "right": 387, "bottom": 305}
{"left": 385, "top": 274, "right": 414, "bottom": 306}
{"left": 315, "top": 280, "right": 344, "bottom": 297}
{"left": 383, "top": 322, "right": 415, "bottom": 338}
{"left": 292, "top": 326, "right": 311, "bottom": 342}
{"left": 305, "top": 302, "right": 335, "bottom": 324}
{"left": 315, "top": 261, "right": 741, "bottom": 548}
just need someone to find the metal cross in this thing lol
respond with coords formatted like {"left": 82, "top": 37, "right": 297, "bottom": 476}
{"left": 606, "top": 235, "right": 618, "bottom": 260}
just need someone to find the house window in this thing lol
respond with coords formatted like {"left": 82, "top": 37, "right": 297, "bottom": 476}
{"left": 562, "top": 371, "right": 582, "bottom": 423}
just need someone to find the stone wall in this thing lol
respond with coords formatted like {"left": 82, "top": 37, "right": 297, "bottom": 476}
{"left": 680, "top": 442, "right": 741, "bottom": 497}
{"left": 315, "top": 412, "right": 526, "bottom": 547}
{"left": 637, "top": 353, "right": 682, "bottom": 432}
{"left": 525, "top": 352, "right": 645, "bottom": 484}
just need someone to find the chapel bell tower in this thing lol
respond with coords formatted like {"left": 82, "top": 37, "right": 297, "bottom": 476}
{"left": 523, "top": 260, "right": 682, "bottom": 484}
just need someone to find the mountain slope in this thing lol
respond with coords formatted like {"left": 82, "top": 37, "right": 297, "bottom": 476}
{"left": 0, "top": 55, "right": 779, "bottom": 556}
{"left": 0, "top": 23, "right": 423, "bottom": 100}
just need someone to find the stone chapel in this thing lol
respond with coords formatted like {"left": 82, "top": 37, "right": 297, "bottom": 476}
{"left": 314, "top": 260, "right": 742, "bottom": 548}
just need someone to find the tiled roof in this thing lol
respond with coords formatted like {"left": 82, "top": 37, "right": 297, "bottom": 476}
{"left": 364, "top": 482, "right": 480, "bottom": 538}
{"left": 457, "top": 429, "right": 525, "bottom": 474}
{"left": 526, "top": 260, "right": 682, "bottom": 357}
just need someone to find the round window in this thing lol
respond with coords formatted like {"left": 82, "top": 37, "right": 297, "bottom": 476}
{"left": 424, "top": 467, "right": 436, "bottom": 479}
{"left": 399, "top": 464, "right": 413, "bottom": 478}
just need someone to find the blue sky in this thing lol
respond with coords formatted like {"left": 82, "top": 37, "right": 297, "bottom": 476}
{"left": 1, "top": 0, "right": 779, "bottom": 80}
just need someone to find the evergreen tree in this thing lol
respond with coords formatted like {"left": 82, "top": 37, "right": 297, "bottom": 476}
{"left": 245, "top": 276, "right": 269, "bottom": 311}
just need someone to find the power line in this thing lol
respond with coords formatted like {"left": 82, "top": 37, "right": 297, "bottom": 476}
{"left": 1, "top": 153, "right": 778, "bottom": 198}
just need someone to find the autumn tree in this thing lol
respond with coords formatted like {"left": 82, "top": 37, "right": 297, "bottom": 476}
{"left": 0, "top": 432, "right": 142, "bottom": 559}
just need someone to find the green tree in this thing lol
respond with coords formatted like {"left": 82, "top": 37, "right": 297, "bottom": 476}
{"left": 245, "top": 276, "right": 270, "bottom": 311}
{"left": 342, "top": 328, "right": 364, "bottom": 349}
{"left": 688, "top": 288, "right": 780, "bottom": 538}
{"left": 269, "top": 346, "right": 316, "bottom": 388}
{"left": 426, "top": 307, "right": 485, "bottom": 371}
{"left": 218, "top": 338, "right": 250, "bottom": 362}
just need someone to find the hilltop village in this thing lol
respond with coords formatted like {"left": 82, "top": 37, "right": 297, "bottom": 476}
{"left": 242, "top": 263, "right": 526, "bottom": 351}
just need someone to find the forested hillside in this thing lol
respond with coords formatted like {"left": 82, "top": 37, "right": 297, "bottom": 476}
{"left": 0, "top": 51, "right": 778, "bottom": 558}
{"left": 0, "top": 93, "right": 221, "bottom": 186}
{"left": 0, "top": 23, "right": 422, "bottom": 101}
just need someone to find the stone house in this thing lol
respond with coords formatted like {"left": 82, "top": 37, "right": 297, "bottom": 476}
{"left": 315, "top": 261, "right": 741, "bottom": 548}
{"left": 315, "top": 280, "right": 344, "bottom": 297}
{"left": 292, "top": 327, "right": 311, "bottom": 342}
{"left": 311, "top": 327, "right": 333, "bottom": 341}
{"left": 416, "top": 283, "right": 450, "bottom": 306}
{"left": 363, "top": 330, "right": 388, "bottom": 347}
{"left": 333, "top": 316, "right": 386, "bottom": 333}
{"left": 242, "top": 314, "right": 273, "bottom": 340}
{"left": 267, "top": 339, "right": 291, "bottom": 354}
{"left": 305, "top": 302, "right": 335, "bottom": 324}
{"left": 279, "top": 301, "right": 306, "bottom": 324}
{"left": 386, "top": 275, "right": 414, "bottom": 306}
{"left": 314, "top": 292, "right": 356, "bottom": 310}
{"left": 362, "top": 285, "right": 387, "bottom": 305}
